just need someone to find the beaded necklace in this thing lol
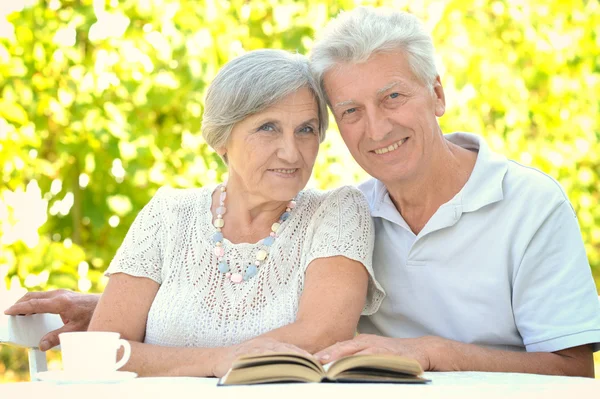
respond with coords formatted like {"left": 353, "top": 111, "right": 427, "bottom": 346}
{"left": 212, "top": 184, "right": 296, "bottom": 284}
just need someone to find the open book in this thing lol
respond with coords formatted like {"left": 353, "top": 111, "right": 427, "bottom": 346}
{"left": 218, "top": 352, "right": 430, "bottom": 385}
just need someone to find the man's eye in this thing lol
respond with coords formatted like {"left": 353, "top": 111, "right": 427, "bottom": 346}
{"left": 389, "top": 92, "right": 400, "bottom": 99}
{"left": 343, "top": 108, "right": 357, "bottom": 116}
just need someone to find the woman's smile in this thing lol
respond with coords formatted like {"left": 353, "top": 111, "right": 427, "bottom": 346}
{"left": 268, "top": 168, "right": 299, "bottom": 178}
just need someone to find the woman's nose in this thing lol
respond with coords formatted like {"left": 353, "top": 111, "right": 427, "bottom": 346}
{"left": 277, "top": 135, "right": 300, "bottom": 164}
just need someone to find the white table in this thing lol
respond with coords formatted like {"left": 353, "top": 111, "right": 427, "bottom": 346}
{"left": 1, "top": 372, "right": 599, "bottom": 398}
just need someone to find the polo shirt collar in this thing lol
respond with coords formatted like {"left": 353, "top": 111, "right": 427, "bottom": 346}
{"left": 446, "top": 132, "right": 508, "bottom": 213}
{"left": 367, "top": 132, "right": 508, "bottom": 230}
{"left": 369, "top": 179, "right": 411, "bottom": 229}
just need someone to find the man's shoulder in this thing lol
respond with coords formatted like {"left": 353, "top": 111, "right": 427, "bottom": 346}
{"left": 455, "top": 131, "right": 569, "bottom": 208}
{"left": 356, "top": 178, "right": 382, "bottom": 211}
{"left": 503, "top": 160, "right": 570, "bottom": 210}
{"left": 357, "top": 178, "right": 378, "bottom": 194}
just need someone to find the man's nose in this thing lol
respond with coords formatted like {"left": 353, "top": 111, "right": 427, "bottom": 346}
{"left": 365, "top": 107, "right": 393, "bottom": 142}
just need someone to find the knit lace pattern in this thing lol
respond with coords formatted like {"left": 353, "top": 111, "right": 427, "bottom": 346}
{"left": 106, "top": 185, "right": 385, "bottom": 347}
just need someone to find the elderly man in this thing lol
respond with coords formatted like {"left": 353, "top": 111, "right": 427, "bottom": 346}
{"left": 309, "top": 7, "right": 600, "bottom": 376}
{"left": 6, "top": 7, "right": 600, "bottom": 377}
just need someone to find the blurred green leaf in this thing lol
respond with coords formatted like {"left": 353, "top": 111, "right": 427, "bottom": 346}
{"left": 0, "top": 100, "right": 28, "bottom": 124}
{"left": 1, "top": 0, "right": 599, "bottom": 382}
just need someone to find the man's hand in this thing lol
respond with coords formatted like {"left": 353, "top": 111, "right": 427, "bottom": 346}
{"left": 212, "top": 337, "right": 314, "bottom": 377}
{"left": 314, "top": 334, "right": 438, "bottom": 371}
{"left": 4, "top": 289, "right": 100, "bottom": 351}
{"left": 315, "top": 335, "right": 595, "bottom": 377}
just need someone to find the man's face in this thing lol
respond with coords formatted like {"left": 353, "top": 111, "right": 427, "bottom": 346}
{"left": 323, "top": 51, "right": 446, "bottom": 185}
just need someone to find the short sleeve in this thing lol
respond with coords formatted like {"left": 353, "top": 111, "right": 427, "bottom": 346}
{"left": 513, "top": 199, "right": 600, "bottom": 352}
{"left": 105, "top": 187, "right": 169, "bottom": 284}
{"left": 304, "top": 186, "right": 386, "bottom": 315}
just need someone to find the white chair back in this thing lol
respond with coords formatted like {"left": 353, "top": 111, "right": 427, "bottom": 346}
{"left": 0, "top": 313, "right": 64, "bottom": 380}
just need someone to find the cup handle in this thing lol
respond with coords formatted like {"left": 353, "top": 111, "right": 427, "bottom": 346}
{"left": 114, "top": 339, "right": 131, "bottom": 370}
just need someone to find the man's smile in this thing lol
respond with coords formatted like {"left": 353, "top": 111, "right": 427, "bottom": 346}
{"left": 372, "top": 138, "right": 408, "bottom": 155}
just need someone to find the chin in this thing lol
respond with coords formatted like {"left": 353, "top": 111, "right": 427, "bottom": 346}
{"left": 262, "top": 173, "right": 307, "bottom": 198}
{"left": 286, "top": 185, "right": 305, "bottom": 199}
{"left": 271, "top": 184, "right": 304, "bottom": 201}
{"left": 366, "top": 164, "right": 410, "bottom": 183}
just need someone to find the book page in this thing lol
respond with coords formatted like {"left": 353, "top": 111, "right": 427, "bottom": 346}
{"left": 232, "top": 352, "right": 324, "bottom": 374}
{"left": 220, "top": 363, "right": 323, "bottom": 385}
{"left": 326, "top": 354, "right": 423, "bottom": 379}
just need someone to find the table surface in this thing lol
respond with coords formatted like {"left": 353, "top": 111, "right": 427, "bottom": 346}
{"left": 1, "top": 371, "right": 599, "bottom": 398}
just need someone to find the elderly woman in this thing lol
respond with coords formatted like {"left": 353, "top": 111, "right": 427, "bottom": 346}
{"left": 80, "top": 49, "right": 384, "bottom": 377}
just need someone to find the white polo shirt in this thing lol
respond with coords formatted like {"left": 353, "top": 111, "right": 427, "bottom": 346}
{"left": 358, "top": 132, "right": 600, "bottom": 353}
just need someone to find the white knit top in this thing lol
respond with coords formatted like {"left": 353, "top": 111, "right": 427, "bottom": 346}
{"left": 106, "top": 185, "right": 385, "bottom": 348}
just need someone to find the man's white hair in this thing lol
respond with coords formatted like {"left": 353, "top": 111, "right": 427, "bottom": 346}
{"left": 310, "top": 7, "right": 439, "bottom": 102}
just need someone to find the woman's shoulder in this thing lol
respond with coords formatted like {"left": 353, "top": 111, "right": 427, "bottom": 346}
{"left": 299, "top": 185, "right": 370, "bottom": 212}
{"left": 300, "top": 184, "right": 367, "bottom": 201}
{"left": 150, "top": 185, "right": 214, "bottom": 213}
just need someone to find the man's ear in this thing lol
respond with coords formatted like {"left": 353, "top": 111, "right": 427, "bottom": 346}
{"left": 433, "top": 76, "right": 446, "bottom": 117}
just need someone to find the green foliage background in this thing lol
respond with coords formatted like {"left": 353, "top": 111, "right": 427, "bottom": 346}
{"left": 1, "top": 0, "right": 599, "bottom": 381}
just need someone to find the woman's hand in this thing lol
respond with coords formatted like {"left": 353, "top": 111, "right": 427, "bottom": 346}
{"left": 212, "top": 337, "right": 313, "bottom": 377}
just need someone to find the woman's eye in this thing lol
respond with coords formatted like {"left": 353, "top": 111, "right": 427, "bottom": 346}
{"left": 259, "top": 123, "right": 275, "bottom": 132}
{"left": 298, "top": 126, "right": 315, "bottom": 134}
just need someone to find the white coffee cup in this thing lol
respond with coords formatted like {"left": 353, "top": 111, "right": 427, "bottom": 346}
{"left": 59, "top": 331, "right": 131, "bottom": 374}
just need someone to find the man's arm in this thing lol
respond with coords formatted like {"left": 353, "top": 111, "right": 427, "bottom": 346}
{"left": 435, "top": 339, "right": 594, "bottom": 376}
{"left": 316, "top": 197, "right": 599, "bottom": 377}
{"left": 4, "top": 289, "right": 99, "bottom": 350}
{"left": 315, "top": 334, "right": 595, "bottom": 377}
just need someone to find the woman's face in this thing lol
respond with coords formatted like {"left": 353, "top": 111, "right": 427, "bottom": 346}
{"left": 219, "top": 87, "right": 320, "bottom": 202}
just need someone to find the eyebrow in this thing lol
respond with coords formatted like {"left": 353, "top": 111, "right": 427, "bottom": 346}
{"left": 299, "top": 118, "right": 319, "bottom": 126}
{"left": 253, "top": 117, "right": 319, "bottom": 127}
{"left": 376, "top": 81, "right": 402, "bottom": 96}
{"left": 334, "top": 100, "right": 357, "bottom": 109}
{"left": 334, "top": 81, "right": 407, "bottom": 108}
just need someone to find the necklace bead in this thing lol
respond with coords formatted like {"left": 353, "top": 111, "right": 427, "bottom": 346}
{"left": 212, "top": 183, "right": 295, "bottom": 284}
{"left": 218, "top": 262, "right": 229, "bottom": 273}
{"left": 244, "top": 265, "right": 258, "bottom": 280}
{"left": 214, "top": 246, "right": 225, "bottom": 257}
{"left": 256, "top": 250, "right": 267, "bottom": 261}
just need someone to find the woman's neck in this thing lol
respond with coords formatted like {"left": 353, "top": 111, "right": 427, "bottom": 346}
{"left": 212, "top": 181, "right": 290, "bottom": 244}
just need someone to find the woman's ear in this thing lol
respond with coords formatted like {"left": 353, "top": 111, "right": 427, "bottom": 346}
{"left": 216, "top": 147, "right": 228, "bottom": 164}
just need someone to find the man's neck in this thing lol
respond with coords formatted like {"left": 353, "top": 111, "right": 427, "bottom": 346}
{"left": 386, "top": 138, "right": 477, "bottom": 235}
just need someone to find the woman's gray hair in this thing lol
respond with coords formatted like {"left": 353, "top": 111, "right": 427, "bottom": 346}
{"left": 310, "top": 7, "right": 439, "bottom": 102}
{"left": 202, "top": 49, "right": 329, "bottom": 154}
